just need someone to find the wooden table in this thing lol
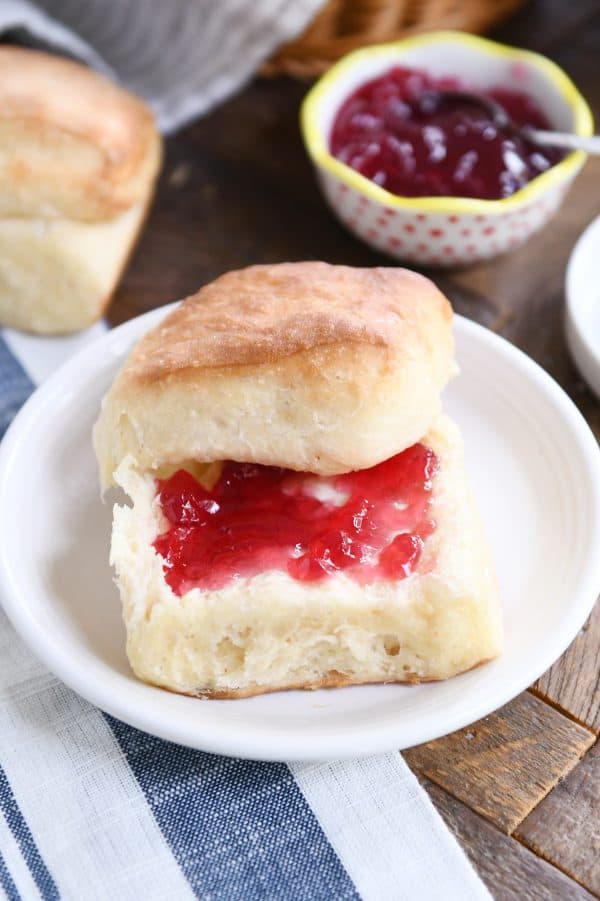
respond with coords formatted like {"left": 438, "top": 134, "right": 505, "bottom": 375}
{"left": 111, "top": 2, "right": 600, "bottom": 896}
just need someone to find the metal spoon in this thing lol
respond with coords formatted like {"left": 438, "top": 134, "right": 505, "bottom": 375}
{"left": 419, "top": 90, "right": 600, "bottom": 155}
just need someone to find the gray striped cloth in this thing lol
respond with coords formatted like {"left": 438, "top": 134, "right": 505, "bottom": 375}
{"left": 0, "top": 0, "right": 325, "bottom": 132}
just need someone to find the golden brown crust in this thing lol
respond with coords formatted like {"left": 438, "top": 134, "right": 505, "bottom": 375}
{"left": 94, "top": 263, "right": 455, "bottom": 482}
{"left": 126, "top": 262, "right": 452, "bottom": 379}
{"left": 0, "top": 46, "right": 161, "bottom": 221}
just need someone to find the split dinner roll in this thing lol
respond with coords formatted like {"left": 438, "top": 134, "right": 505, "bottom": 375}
{"left": 0, "top": 47, "right": 161, "bottom": 334}
{"left": 93, "top": 263, "right": 502, "bottom": 698}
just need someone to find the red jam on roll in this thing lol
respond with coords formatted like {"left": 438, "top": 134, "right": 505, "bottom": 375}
{"left": 154, "top": 443, "right": 438, "bottom": 594}
{"left": 330, "top": 66, "right": 564, "bottom": 200}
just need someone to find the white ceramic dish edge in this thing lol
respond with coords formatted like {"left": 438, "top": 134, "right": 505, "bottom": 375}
{"left": 566, "top": 214, "right": 600, "bottom": 398}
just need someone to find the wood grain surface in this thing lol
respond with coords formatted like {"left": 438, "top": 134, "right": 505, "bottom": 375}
{"left": 535, "top": 604, "right": 600, "bottom": 733}
{"left": 423, "top": 780, "right": 596, "bottom": 900}
{"left": 404, "top": 692, "right": 595, "bottom": 833}
{"left": 109, "top": 0, "right": 600, "bottom": 894}
{"left": 516, "top": 741, "right": 600, "bottom": 896}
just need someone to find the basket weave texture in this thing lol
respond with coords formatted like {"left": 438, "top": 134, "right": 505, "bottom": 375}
{"left": 264, "top": 0, "right": 524, "bottom": 77}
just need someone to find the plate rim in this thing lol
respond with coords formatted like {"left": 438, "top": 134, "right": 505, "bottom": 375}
{"left": 566, "top": 213, "right": 600, "bottom": 396}
{"left": 1, "top": 309, "right": 600, "bottom": 761}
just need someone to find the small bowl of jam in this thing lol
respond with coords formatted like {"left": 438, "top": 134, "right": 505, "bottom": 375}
{"left": 301, "top": 31, "right": 593, "bottom": 266}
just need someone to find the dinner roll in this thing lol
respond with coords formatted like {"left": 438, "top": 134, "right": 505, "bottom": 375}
{"left": 0, "top": 46, "right": 161, "bottom": 333}
{"left": 93, "top": 262, "right": 455, "bottom": 487}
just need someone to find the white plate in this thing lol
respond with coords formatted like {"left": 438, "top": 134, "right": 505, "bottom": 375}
{"left": 566, "top": 214, "right": 600, "bottom": 398}
{"left": 1, "top": 309, "right": 600, "bottom": 761}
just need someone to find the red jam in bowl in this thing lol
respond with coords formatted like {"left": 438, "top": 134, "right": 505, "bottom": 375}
{"left": 330, "top": 66, "right": 564, "bottom": 200}
{"left": 154, "top": 444, "right": 438, "bottom": 594}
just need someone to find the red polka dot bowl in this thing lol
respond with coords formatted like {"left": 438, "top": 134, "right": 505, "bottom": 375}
{"left": 300, "top": 31, "right": 593, "bottom": 267}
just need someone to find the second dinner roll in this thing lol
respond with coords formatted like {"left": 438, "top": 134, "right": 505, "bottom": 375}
{"left": 0, "top": 47, "right": 161, "bottom": 334}
{"left": 94, "top": 262, "right": 455, "bottom": 487}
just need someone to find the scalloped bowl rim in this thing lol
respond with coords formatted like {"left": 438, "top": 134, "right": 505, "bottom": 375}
{"left": 301, "top": 30, "right": 594, "bottom": 216}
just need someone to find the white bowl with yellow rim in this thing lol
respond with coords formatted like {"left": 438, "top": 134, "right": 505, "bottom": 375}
{"left": 301, "top": 31, "right": 593, "bottom": 266}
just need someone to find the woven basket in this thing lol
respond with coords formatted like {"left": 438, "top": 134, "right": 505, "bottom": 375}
{"left": 264, "top": 0, "right": 524, "bottom": 78}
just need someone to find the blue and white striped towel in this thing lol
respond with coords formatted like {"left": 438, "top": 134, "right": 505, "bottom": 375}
{"left": 0, "top": 326, "right": 491, "bottom": 900}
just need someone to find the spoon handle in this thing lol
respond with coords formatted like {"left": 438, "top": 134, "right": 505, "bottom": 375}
{"left": 522, "top": 127, "right": 600, "bottom": 155}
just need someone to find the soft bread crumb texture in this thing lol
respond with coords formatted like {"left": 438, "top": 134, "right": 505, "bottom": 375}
{"left": 0, "top": 201, "right": 148, "bottom": 333}
{"left": 94, "top": 262, "right": 456, "bottom": 486}
{"left": 110, "top": 415, "right": 502, "bottom": 697}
